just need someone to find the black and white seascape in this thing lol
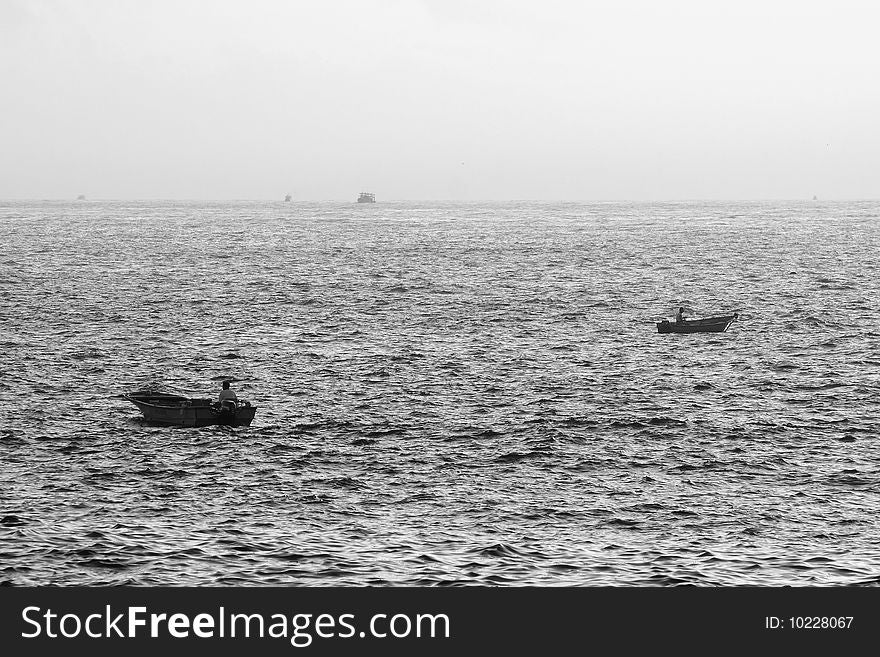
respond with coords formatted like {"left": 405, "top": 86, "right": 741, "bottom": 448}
{"left": 2, "top": 199, "right": 878, "bottom": 586}
{"left": 3, "top": 0, "right": 880, "bottom": 592}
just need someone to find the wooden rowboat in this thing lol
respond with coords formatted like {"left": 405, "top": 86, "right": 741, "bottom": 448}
{"left": 123, "top": 391, "right": 257, "bottom": 427}
{"left": 657, "top": 313, "right": 738, "bottom": 334}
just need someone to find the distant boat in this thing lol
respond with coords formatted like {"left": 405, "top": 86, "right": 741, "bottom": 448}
{"left": 812, "top": 195, "right": 818, "bottom": 201}
{"left": 123, "top": 391, "right": 257, "bottom": 427}
{"left": 284, "top": 194, "right": 292, "bottom": 202}
{"left": 657, "top": 313, "right": 738, "bottom": 334}
{"left": 357, "top": 192, "right": 376, "bottom": 203}
{"left": 76, "top": 194, "right": 86, "bottom": 200}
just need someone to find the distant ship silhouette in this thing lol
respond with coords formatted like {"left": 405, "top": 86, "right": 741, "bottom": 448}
{"left": 77, "top": 194, "right": 86, "bottom": 200}
{"left": 284, "top": 194, "right": 292, "bottom": 202}
{"left": 357, "top": 192, "right": 376, "bottom": 203}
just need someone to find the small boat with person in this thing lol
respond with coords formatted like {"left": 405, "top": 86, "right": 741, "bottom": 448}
{"left": 123, "top": 390, "right": 257, "bottom": 427}
{"left": 657, "top": 313, "right": 738, "bottom": 334}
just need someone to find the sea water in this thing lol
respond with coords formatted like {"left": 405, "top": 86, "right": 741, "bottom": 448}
{"left": 1, "top": 200, "right": 878, "bottom": 585}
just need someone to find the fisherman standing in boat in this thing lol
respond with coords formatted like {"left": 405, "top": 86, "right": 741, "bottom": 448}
{"left": 675, "top": 306, "right": 686, "bottom": 323}
{"left": 219, "top": 380, "right": 238, "bottom": 410}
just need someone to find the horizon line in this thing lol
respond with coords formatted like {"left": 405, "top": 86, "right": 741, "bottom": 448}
{"left": 0, "top": 197, "right": 873, "bottom": 203}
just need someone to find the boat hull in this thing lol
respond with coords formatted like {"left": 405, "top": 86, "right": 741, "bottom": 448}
{"left": 657, "top": 314, "right": 738, "bottom": 334}
{"left": 124, "top": 393, "right": 256, "bottom": 427}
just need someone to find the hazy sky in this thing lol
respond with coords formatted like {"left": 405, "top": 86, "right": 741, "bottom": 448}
{"left": 2, "top": 0, "right": 878, "bottom": 200}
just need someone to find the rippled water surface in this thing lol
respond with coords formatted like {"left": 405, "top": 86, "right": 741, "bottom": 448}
{"left": 1, "top": 200, "right": 878, "bottom": 585}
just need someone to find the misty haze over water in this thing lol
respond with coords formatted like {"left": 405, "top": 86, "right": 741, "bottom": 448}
{"left": 2, "top": 1, "right": 879, "bottom": 202}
